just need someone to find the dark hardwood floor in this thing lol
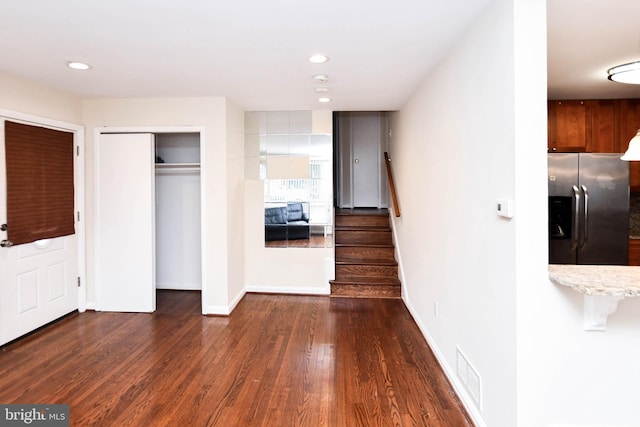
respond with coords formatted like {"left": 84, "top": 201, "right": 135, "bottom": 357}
{"left": 0, "top": 291, "right": 473, "bottom": 426}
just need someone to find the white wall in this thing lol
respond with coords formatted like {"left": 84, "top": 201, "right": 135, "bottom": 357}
{"left": 244, "top": 179, "right": 333, "bottom": 294}
{"left": 0, "top": 71, "right": 82, "bottom": 123}
{"left": 83, "top": 97, "right": 243, "bottom": 314}
{"left": 390, "top": 0, "right": 519, "bottom": 424}
{"left": 391, "top": 1, "right": 640, "bottom": 426}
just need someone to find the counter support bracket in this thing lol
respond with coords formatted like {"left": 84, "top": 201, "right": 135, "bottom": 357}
{"left": 583, "top": 295, "right": 624, "bottom": 331}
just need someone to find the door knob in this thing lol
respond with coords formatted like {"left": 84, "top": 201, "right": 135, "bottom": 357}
{"left": 0, "top": 224, "right": 6, "bottom": 231}
{"left": 1, "top": 240, "right": 13, "bottom": 248}
{"left": 354, "top": 158, "right": 360, "bottom": 164}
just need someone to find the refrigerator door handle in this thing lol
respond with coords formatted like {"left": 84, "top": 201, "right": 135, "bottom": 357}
{"left": 571, "top": 185, "right": 581, "bottom": 251}
{"left": 581, "top": 185, "right": 589, "bottom": 249}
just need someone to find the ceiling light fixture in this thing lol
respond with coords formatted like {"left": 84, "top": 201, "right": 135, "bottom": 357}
{"left": 67, "top": 61, "right": 91, "bottom": 70}
{"left": 308, "top": 54, "right": 329, "bottom": 64}
{"left": 608, "top": 61, "right": 640, "bottom": 84}
{"left": 315, "top": 87, "right": 329, "bottom": 93}
{"left": 621, "top": 129, "right": 640, "bottom": 161}
{"left": 318, "top": 97, "right": 332, "bottom": 103}
{"left": 312, "top": 74, "right": 328, "bottom": 83}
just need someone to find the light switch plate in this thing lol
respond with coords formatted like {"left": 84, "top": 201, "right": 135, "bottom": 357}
{"left": 496, "top": 199, "right": 513, "bottom": 218}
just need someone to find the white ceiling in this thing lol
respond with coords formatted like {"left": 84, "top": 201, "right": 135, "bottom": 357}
{"left": 0, "top": 0, "right": 494, "bottom": 111}
{"left": 3, "top": 1, "right": 637, "bottom": 112}
{"left": 547, "top": 0, "right": 640, "bottom": 100}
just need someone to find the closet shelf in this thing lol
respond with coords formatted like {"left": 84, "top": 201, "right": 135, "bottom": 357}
{"left": 155, "top": 163, "right": 200, "bottom": 172}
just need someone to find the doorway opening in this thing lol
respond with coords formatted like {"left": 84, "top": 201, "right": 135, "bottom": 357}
{"left": 154, "top": 133, "right": 202, "bottom": 292}
{"left": 333, "top": 111, "right": 390, "bottom": 209}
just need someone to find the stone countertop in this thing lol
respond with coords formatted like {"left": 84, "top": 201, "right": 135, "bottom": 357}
{"left": 549, "top": 264, "right": 640, "bottom": 297}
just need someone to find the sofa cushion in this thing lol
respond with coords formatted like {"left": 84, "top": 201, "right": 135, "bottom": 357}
{"left": 287, "top": 202, "right": 305, "bottom": 222}
{"left": 265, "top": 206, "right": 287, "bottom": 224}
{"left": 265, "top": 224, "right": 287, "bottom": 241}
{"left": 286, "top": 224, "right": 310, "bottom": 240}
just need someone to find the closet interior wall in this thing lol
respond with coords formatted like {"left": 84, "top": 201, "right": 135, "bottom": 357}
{"left": 155, "top": 133, "right": 202, "bottom": 290}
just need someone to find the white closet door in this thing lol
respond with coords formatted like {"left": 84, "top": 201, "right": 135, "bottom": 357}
{"left": 96, "top": 133, "right": 155, "bottom": 312}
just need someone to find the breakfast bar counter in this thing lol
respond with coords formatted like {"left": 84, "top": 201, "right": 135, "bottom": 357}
{"left": 548, "top": 264, "right": 640, "bottom": 331}
{"left": 548, "top": 264, "right": 640, "bottom": 297}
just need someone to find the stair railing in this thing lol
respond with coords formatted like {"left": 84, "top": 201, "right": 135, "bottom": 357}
{"left": 383, "top": 152, "right": 401, "bottom": 217}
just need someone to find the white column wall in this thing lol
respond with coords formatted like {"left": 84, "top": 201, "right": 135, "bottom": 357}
{"left": 243, "top": 110, "right": 334, "bottom": 295}
{"left": 225, "top": 99, "right": 247, "bottom": 309}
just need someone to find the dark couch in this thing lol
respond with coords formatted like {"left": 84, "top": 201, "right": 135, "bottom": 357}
{"left": 264, "top": 202, "right": 310, "bottom": 241}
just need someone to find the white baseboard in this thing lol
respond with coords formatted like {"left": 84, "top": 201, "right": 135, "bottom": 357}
{"left": 203, "top": 304, "right": 233, "bottom": 315}
{"left": 202, "top": 289, "right": 246, "bottom": 316}
{"left": 227, "top": 289, "right": 245, "bottom": 313}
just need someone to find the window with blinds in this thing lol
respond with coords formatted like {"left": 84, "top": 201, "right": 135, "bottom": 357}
{"left": 4, "top": 121, "right": 75, "bottom": 245}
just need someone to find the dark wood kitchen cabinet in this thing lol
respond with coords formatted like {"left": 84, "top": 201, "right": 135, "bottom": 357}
{"left": 548, "top": 98, "right": 640, "bottom": 189}
{"left": 548, "top": 100, "right": 592, "bottom": 152}
{"left": 618, "top": 99, "right": 640, "bottom": 143}
{"left": 591, "top": 100, "right": 617, "bottom": 153}
{"left": 547, "top": 99, "right": 617, "bottom": 153}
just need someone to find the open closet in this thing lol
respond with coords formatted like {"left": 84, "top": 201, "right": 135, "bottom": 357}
{"left": 155, "top": 133, "right": 201, "bottom": 290}
{"left": 95, "top": 130, "right": 203, "bottom": 313}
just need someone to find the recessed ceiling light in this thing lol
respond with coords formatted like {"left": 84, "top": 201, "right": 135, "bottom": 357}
{"left": 312, "top": 74, "right": 328, "bottom": 83}
{"left": 315, "top": 87, "right": 329, "bottom": 93}
{"left": 67, "top": 61, "right": 91, "bottom": 70}
{"left": 309, "top": 54, "right": 329, "bottom": 64}
{"left": 318, "top": 97, "right": 332, "bottom": 103}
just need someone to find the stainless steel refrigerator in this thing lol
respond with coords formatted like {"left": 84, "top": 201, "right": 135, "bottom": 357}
{"left": 548, "top": 153, "right": 629, "bottom": 265}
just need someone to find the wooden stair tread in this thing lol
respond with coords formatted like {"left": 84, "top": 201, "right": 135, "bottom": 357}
{"left": 335, "top": 243, "right": 394, "bottom": 248}
{"left": 330, "top": 283, "right": 401, "bottom": 299}
{"left": 335, "top": 226, "right": 391, "bottom": 231}
{"left": 336, "top": 235, "right": 393, "bottom": 244}
{"left": 335, "top": 222, "right": 390, "bottom": 227}
{"left": 335, "top": 208, "right": 389, "bottom": 215}
{"left": 336, "top": 216, "right": 389, "bottom": 221}
{"left": 335, "top": 259, "right": 397, "bottom": 266}
{"left": 330, "top": 277, "right": 401, "bottom": 285}
{"left": 335, "top": 264, "right": 398, "bottom": 277}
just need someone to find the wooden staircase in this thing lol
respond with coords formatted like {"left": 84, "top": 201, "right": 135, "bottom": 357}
{"left": 330, "top": 208, "right": 401, "bottom": 299}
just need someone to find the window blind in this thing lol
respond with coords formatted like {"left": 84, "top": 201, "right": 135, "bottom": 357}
{"left": 5, "top": 121, "right": 75, "bottom": 245}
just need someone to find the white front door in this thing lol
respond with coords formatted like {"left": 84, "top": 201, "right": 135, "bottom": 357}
{"left": 95, "top": 133, "right": 156, "bottom": 312}
{"left": 0, "top": 119, "right": 79, "bottom": 346}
